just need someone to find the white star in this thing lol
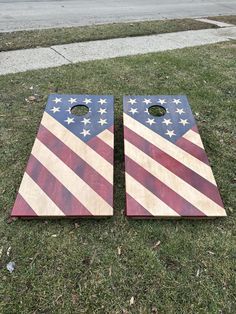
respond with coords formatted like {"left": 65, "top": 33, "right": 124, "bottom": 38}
{"left": 64, "top": 117, "right": 75, "bottom": 125}
{"left": 179, "top": 119, "right": 189, "bottom": 126}
{"left": 143, "top": 98, "right": 152, "bottom": 105}
{"left": 165, "top": 129, "right": 176, "bottom": 138}
{"left": 66, "top": 107, "right": 71, "bottom": 114}
{"left": 81, "top": 117, "right": 91, "bottom": 125}
{"left": 129, "top": 108, "right": 139, "bottom": 115}
{"left": 98, "top": 98, "right": 107, "bottom": 105}
{"left": 83, "top": 98, "right": 92, "bottom": 105}
{"left": 144, "top": 108, "right": 150, "bottom": 115}
{"left": 157, "top": 99, "right": 166, "bottom": 105}
{"left": 173, "top": 98, "right": 182, "bottom": 105}
{"left": 98, "top": 118, "right": 108, "bottom": 126}
{"left": 80, "top": 129, "right": 90, "bottom": 137}
{"left": 50, "top": 106, "right": 60, "bottom": 113}
{"left": 68, "top": 97, "right": 77, "bottom": 104}
{"left": 98, "top": 108, "right": 107, "bottom": 115}
{"left": 166, "top": 108, "right": 170, "bottom": 113}
{"left": 176, "top": 108, "right": 185, "bottom": 115}
{"left": 162, "top": 118, "right": 172, "bottom": 126}
{"left": 52, "top": 97, "right": 62, "bottom": 104}
{"left": 128, "top": 98, "right": 137, "bottom": 105}
{"left": 146, "top": 118, "right": 156, "bottom": 126}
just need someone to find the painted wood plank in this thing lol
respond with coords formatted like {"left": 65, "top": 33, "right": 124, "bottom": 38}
{"left": 123, "top": 95, "right": 226, "bottom": 218}
{"left": 11, "top": 94, "right": 114, "bottom": 218}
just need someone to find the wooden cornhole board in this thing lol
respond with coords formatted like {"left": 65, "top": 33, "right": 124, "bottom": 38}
{"left": 11, "top": 94, "right": 114, "bottom": 218}
{"left": 123, "top": 95, "right": 226, "bottom": 218}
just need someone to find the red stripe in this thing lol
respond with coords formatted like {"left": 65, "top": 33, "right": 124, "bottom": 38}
{"left": 87, "top": 135, "right": 113, "bottom": 164}
{"left": 11, "top": 193, "right": 37, "bottom": 217}
{"left": 126, "top": 194, "right": 153, "bottom": 217}
{"left": 108, "top": 125, "right": 114, "bottom": 133}
{"left": 124, "top": 126, "right": 224, "bottom": 207}
{"left": 192, "top": 125, "right": 198, "bottom": 133}
{"left": 176, "top": 136, "right": 209, "bottom": 164}
{"left": 125, "top": 156, "right": 206, "bottom": 217}
{"left": 26, "top": 154, "right": 93, "bottom": 216}
{"left": 37, "top": 124, "right": 113, "bottom": 206}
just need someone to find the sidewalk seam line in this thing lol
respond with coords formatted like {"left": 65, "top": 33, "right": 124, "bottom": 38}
{"left": 50, "top": 47, "right": 72, "bottom": 63}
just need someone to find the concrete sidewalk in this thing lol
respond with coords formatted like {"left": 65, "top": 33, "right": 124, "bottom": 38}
{"left": 0, "top": 26, "right": 236, "bottom": 76}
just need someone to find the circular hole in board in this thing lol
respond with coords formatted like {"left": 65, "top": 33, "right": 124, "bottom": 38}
{"left": 148, "top": 105, "right": 166, "bottom": 117}
{"left": 71, "top": 105, "right": 89, "bottom": 116}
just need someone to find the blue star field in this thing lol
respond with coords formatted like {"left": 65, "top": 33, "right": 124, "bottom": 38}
{"left": 46, "top": 94, "right": 114, "bottom": 142}
{"left": 123, "top": 95, "right": 196, "bottom": 143}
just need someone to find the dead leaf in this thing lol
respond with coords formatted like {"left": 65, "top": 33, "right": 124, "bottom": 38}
{"left": 117, "top": 246, "right": 122, "bottom": 255}
{"left": 28, "top": 96, "right": 36, "bottom": 101}
{"left": 151, "top": 307, "right": 158, "bottom": 313}
{"left": 6, "top": 217, "right": 18, "bottom": 224}
{"left": 109, "top": 266, "right": 112, "bottom": 276}
{"left": 196, "top": 269, "right": 200, "bottom": 277}
{"left": 72, "top": 293, "right": 78, "bottom": 304}
{"left": 152, "top": 241, "right": 161, "bottom": 250}
{"left": 74, "top": 222, "right": 79, "bottom": 228}
{"left": 7, "top": 247, "right": 11, "bottom": 257}
{"left": 207, "top": 251, "right": 215, "bottom": 255}
{"left": 129, "top": 296, "right": 134, "bottom": 305}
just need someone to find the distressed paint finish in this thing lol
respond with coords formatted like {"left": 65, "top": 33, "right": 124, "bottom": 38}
{"left": 123, "top": 95, "right": 226, "bottom": 218}
{"left": 11, "top": 94, "right": 114, "bottom": 217}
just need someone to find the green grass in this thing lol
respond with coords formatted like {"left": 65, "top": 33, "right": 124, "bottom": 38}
{"left": 208, "top": 15, "right": 236, "bottom": 25}
{"left": 0, "top": 42, "right": 236, "bottom": 313}
{"left": 0, "top": 18, "right": 217, "bottom": 52}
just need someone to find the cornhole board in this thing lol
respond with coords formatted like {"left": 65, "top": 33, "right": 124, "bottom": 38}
{"left": 11, "top": 94, "right": 114, "bottom": 218}
{"left": 123, "top": 95, "right": 226, "bottom": 218}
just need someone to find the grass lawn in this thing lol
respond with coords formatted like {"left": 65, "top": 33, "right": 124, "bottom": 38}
{"left": 0, "top": 42, "right": 235, "bottom": 313}
{"left": 0, "top": 18, "right": 217, "bottom": 52}
{"left": 208, "top": 15, "right": 236, "bottom": 25}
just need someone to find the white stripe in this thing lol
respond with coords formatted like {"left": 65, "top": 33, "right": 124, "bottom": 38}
{"left": 31, "top": 138, "right": 113, "bottom": 216}
{"left": 126, "top": 173, "right": 180, "bottom": 217}
{"left": 19, "top": 173, "right": 65, "bottom": 216}
{"left": 97, "top": 129, "right": 114, "bottom": 148}
{"left": 41, "top": 112, "right": 113, "bottom": 184}
{"left": 182, "top": 129, "right": 204, "bottom": 149}
{"left": 125, "top": 140, "right": 226, "bottom": 217}
{"left": 124, "top": 113, "right": 216, "bottom": 185}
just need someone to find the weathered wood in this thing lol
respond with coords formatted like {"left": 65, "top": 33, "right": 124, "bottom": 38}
{"left": 123, "top": 95, "right": 226, "bottom": 218}
{"left": 12, "top": 94, "right": 114, "bottom": 217}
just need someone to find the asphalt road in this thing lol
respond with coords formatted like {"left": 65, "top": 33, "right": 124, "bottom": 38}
{"left": 0, "top": 0, "right": 235, "bottom": 32}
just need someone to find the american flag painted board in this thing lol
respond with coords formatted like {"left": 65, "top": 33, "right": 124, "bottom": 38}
{"left": 11, "top": 94, "right": 114, "bottom": 218}
{"left": 123, "top": 95, "right": 226, "bottom": 218}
